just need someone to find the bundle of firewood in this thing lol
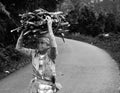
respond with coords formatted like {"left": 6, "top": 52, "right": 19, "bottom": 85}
{"left": 11, "top": 8, "right": 69, "bottom": 38}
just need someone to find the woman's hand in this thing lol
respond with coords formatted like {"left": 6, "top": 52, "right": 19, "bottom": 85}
{"left": 46, "top": 16, "right": 53, "bottom": 26}
{"left": 46, "top": 16, "right": 54, "bottom": 35}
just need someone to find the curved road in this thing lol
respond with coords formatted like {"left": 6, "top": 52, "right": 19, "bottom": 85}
{"left": 0, "top": 38, "right": 120, "bottom": 93}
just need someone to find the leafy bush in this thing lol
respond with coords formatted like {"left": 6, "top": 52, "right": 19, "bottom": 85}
{"left": 65, "top": 3, "right": 120, "bottom": 37}
{"left": 0, "top": 45, "right": 31, "bottom": 79}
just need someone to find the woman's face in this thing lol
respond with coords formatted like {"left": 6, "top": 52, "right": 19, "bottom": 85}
{"left": 37, "top": 38, "right": 50, "bottom": 51}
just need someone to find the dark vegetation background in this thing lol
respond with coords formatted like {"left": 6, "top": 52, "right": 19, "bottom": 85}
{"left": 0, "top": 0, "right": 120, "bottom": 79}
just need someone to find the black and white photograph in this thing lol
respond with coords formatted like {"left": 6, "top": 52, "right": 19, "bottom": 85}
{"left": 0, "top": 0, "right": 120, "bottom": 93}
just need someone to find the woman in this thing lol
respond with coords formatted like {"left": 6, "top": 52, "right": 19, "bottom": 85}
{"left": 16, "top": 16, "right": 61, "bottom": 93}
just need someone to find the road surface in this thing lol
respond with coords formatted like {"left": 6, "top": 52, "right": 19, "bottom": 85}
{"left": 0, "top": 38, "right": 120, "bottom": 93}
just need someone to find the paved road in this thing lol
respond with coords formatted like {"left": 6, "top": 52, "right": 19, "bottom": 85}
{"left": 0, "top": 38, "right": 120, "bottom": 93}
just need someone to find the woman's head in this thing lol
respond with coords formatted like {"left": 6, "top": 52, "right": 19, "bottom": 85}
{"left": 37, "top": 37, "right": 50, "bottom": 51}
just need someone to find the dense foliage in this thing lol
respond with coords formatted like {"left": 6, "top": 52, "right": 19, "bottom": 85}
{"left": 65, "top": 4, "right": 120, "bottom": 37}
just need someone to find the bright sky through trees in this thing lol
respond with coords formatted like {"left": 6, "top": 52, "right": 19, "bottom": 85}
{"left": 90, "top": 0, "right": 103, "bottom": 3}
